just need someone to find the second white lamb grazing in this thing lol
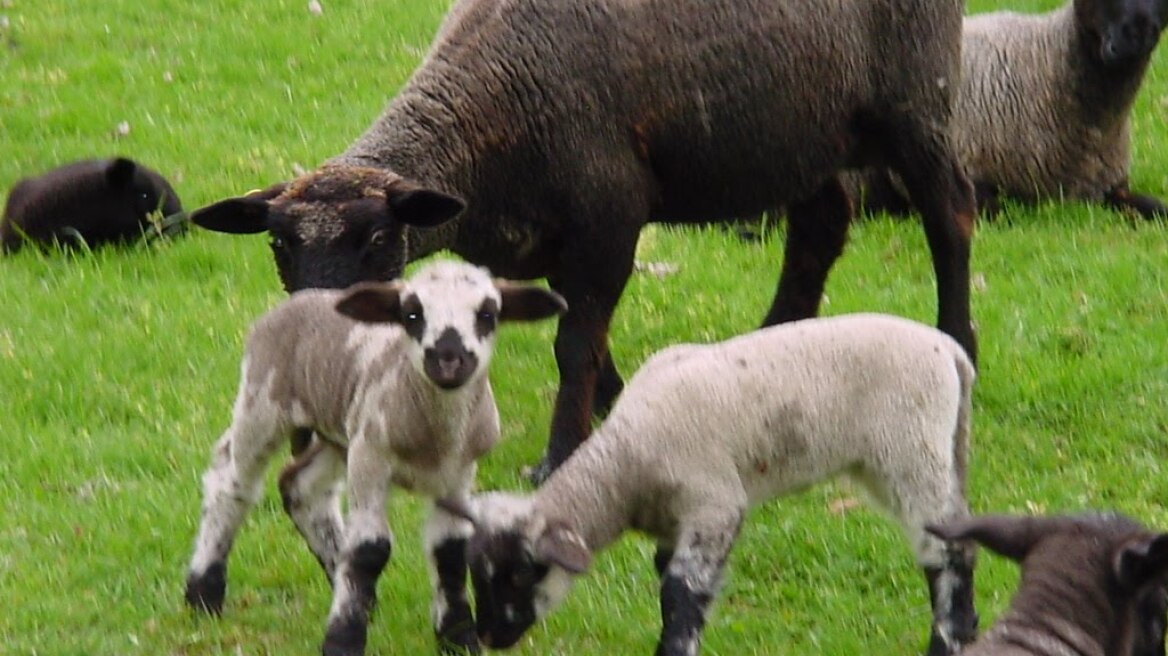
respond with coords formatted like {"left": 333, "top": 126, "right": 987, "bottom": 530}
{"left": 927, "top": 513, "right": 1168, "bottom": 656}
{"left": 182, "top": 260, "right": 566, "bottom": 656}
{"left": 453, "top": 313, "right": 979, "bottom": 656}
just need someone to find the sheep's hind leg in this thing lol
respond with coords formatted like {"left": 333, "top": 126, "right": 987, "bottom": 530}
{"left": 322, "top": 439, "right": 393, "bottom": 656}
{"left": 279, "top": 439, "right": 346, "bottom": 583}
{"left": 185, "top": 420, "right": 286, "bottom": 614}
{"left": 655, "top": 509, "right": 744, "bottom": 656}
{"left": 1104, "top": 185, "right": 1168, "bottom": 220}
{"left": 762, "top": 177, "right": 851, "bottom": 326}
{"left": 425, "top": 499, "right": 478, "bottom": 654}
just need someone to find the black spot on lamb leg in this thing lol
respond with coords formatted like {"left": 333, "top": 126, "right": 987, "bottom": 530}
{"left": 432, "top": 538, "right": 478, "bottom": 654}
{"left": 185, "top": 561, "right": 227, "bottom": 615}
{"left": 924, "top": 545, "right": 978, "bottom": 656}
{"left": 656, "top": 572, "right": 714, "bottom": 656}
{"left": 322, "top": 537, "right": 392, "bottom": 656}
{"left": 762, "top": 177, "right": 851, "bottom": 326}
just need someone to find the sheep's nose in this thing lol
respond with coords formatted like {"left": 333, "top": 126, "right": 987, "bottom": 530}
{"left": 424, "top": 328, "right": 477, "bottom": 388}
{"left": 478, "top": 632, "right": 494, "bottom": 648}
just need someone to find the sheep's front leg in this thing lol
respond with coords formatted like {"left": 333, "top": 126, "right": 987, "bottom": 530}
{"left": 763, "top": 177, "right": 851, "bottom": 326}
{"left": 1104, "top": 184, "right": 1168, "bottom": 220}
{"left": 185, "top": 420, "right": 285, "bottom": 614}
{"left": 279, "top": 439, "right": 347, "bottom": 582}
{"left": 425, "top": 499, "right": 478, "bottom": 654}
{"left": 322, "top": 440, "right": 392, "bottom": 656}
{"left": 656, "top": 510, "right": 744, "bottom": 656}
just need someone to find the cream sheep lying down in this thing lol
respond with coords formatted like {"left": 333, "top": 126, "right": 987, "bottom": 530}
{"left": 449, "top": 313, "right": 979, "bottom": 656}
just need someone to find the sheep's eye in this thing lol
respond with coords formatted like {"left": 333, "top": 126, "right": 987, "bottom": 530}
{"left": 368, "top": 230, "right": 388, "bottom": 247}
{"left": 405, "top": 310, "right": 423, "bottom": 323}
{"left": 477, "top": 310, "right": 496, "bottom": 324}
{"left": 270, "top": 236, "right": 286, "bottom": 250}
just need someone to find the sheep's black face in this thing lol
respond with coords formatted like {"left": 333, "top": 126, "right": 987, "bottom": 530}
{"left": 188, "top": 165, "right": 465, "bottom": 294}
{"left": 266, "top": 201, "right": 408, "bottom": 293}
{"left": 467, "top": 529, "right": 547, "bottom": 649}
{"left": 1080, "top": 0, "right": 1167, "bottom": 65}
{"left": 1132, "top": 583, "right": 1168, "bottom": 656}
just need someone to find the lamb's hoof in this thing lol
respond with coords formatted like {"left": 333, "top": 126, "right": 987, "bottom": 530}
{"left": 437, "top": 605, "right": 479, "bottom": 654}
{"left": 184, "top": 562, "right": 227, "bottom": 615}
{"left": 524, "top": 459, "right": 555, "bottom": 485}
{"left": 322, "top": 617, "right": 367, "bottom": 656}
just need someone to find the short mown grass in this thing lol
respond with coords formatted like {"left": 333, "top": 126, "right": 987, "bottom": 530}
{"left": 2, "top": 0, "right": 1167, "bottom": 654}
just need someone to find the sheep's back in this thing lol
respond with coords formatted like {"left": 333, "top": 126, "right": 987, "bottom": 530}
{"left": 608, "top": 314, "right": 969, "bottom": 503}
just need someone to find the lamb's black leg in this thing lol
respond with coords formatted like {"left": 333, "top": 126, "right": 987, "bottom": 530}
{"left": 924, "top": 544, "right": 978, "bottom": 656}
{"left": 1104, "top": 185, "right": 1168, "bottom": 220}
{"left": 655, "top": 511, "right": 743, "bottom": 656}
{"left": 592, "top": 351, "right": 624, "bottom": 418}
{"left": 762, "top": 177, "right": 851, "bottom": 326}
{"left": 426, "top": 504, "right": 478, "bottom": 654}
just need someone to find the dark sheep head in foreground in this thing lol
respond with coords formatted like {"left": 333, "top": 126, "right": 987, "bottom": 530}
{"left": 928, "top": 512, "right": 1168, "bottom": 656}
{"left": 1, "top": 157, "right": 185, "bottom": 253}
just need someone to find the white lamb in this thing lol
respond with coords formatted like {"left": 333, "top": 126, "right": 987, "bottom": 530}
{"left": 182, "top": 260, "right": 566, "bottom": 656}
{"left": 453, "top": 313, "right": 979, "bottom": 656}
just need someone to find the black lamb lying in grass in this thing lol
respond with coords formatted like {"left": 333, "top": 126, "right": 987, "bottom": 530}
{"left": 1, "top": 157, "right": 185, "bottom": 253}
{"left": 927, "top": 512, "right": 1168, "bottom": 656}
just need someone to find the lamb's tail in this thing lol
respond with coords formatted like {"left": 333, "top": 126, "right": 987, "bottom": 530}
{"left": 951, "top": 347, "right": 976, "bottom": 498}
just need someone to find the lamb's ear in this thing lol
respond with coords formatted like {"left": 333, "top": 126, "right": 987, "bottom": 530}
{"left": 335, "top": 281, "right": 405, "bottom": 324}
{"left": 1114, "top": 534, "right": 1168, "bottom": 591}
{"left": 190, "top": 183, "right": 288, "bottom": 234}
{"left": 387, "top": 183, "right": 466, "bottom": 228}
{"left": 926, "top": 514, "right": 1071, "bottom": 563}
{"left": 534, "top": 521, "right": 592, "bottom": 574}
{"left": 105, "top": 157, "right": 137, "bottom": 188}
{"left": 435, "top": 497, "right": 480, "bottom": 528}
{"left": 497, "top": 282, "right": 568, "bottom": 322}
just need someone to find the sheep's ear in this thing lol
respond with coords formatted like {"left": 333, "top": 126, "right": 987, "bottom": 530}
{"left": 190, "top": 183, "right": 288, "bottom": 234}
{"left": 534, "top": 521, "right": 592, "bottom": 574}
{"left": 335, "top": 281, "right": 405, "bottom": 324}
{"left": 435, "top": 497, "right": 480, "bottom": 528}
{"left": 926, "top": 514, "right": 1072, "bottom": 563}
{"left": 497, "top": 283, "right": 568, "bottom": 322}
{"left": 387, "top": 184, "right": 466, "bottom": 228}
{"left": 1114, "top": 534, "right": 1168, "bottom": 591}
{"left": 105, "top": 157, "right": 137, "bottom": 188}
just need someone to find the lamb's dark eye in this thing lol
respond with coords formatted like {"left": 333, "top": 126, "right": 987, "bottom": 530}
{"left": 270, "top": 235, "right": 286, "bottom": 250}
{"left": 405, "top": 309, "right": 423, "bottom": 324}
{"left": 477, "top": 310, "right": 496, "bottom": 324}
{"left": 368, "top": 229, "right": 388, "bottom": 247}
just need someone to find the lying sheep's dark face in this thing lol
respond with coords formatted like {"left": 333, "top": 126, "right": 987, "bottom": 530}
{"left": 1079, "top": 0, "right": 1167, "bottom": 65}
{"left": 189, "top": 165, "right": 465, "bottom": 293}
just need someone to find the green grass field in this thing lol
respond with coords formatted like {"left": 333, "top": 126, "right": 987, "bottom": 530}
{"left": 2, "top": 0, "right": 1167, "bottom": 654}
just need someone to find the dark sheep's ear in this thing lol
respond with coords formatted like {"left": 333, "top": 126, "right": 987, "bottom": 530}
{"left": 105, "top": 157, "right": 137, "bottom": 188}
{"left": 190, "top": 184, "right": 286, "bottom": 234}
{"left": 534, "top": 522, "right": 592, "bottom": 574}
{"left": 496, "top": 282, "right": 568, "bottom": 322}
{"left": 335, "top": 281, "right": 405, "bottom": 324}
{"left": 387, "top": 185, "right": 466, "bottom": 228}
{"left": 1114, "top": 534, "right": 1168, "bottom": 591}
{"left": 926, "top": 514, "right": 1073, "bottom": 563}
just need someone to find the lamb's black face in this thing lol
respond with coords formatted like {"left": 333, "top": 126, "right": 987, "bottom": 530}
{"left": 1079, "top": 0, "right": 1167, "bottom": 65}
{"left": 467, "top": 529, "right": 549, "bottom": 649}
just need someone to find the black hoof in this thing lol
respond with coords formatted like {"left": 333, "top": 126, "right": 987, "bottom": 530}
{"left": 437, "top": 604, "right": 479, "bottom": 654}
{"left": 322, "top": 617, "right": 367, "bottom": 656}
{"left": 184, "top": 562, "right": 226, "bottom": 615}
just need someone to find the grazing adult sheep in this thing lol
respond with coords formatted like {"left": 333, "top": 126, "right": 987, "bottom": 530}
{"left": 182, "top": 260, "right": 567, "bottom": 656}
{"left": 1, "top": 157, "right": 185, "bottom": 253}
{"left": 927, "top": 513, "right": 1168, "bottom": 656}
{"left": 858, "top": 0, "right": 1168, "bottom": 219}
{"left": 189, "top": 0, "right": 978, "bottom": 482}
{"left": 451, "top": 313, "right": 979, "bottom": 656}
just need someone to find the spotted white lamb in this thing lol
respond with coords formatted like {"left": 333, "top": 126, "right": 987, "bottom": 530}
{"left": 928, "top": 512, "right": 1168, "bottom": 656}
{"left": 453, "top": 313, "right": 979, "bottom": 656}
{"left": 182, "top": 260, "right": 566, "bottom": 656}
